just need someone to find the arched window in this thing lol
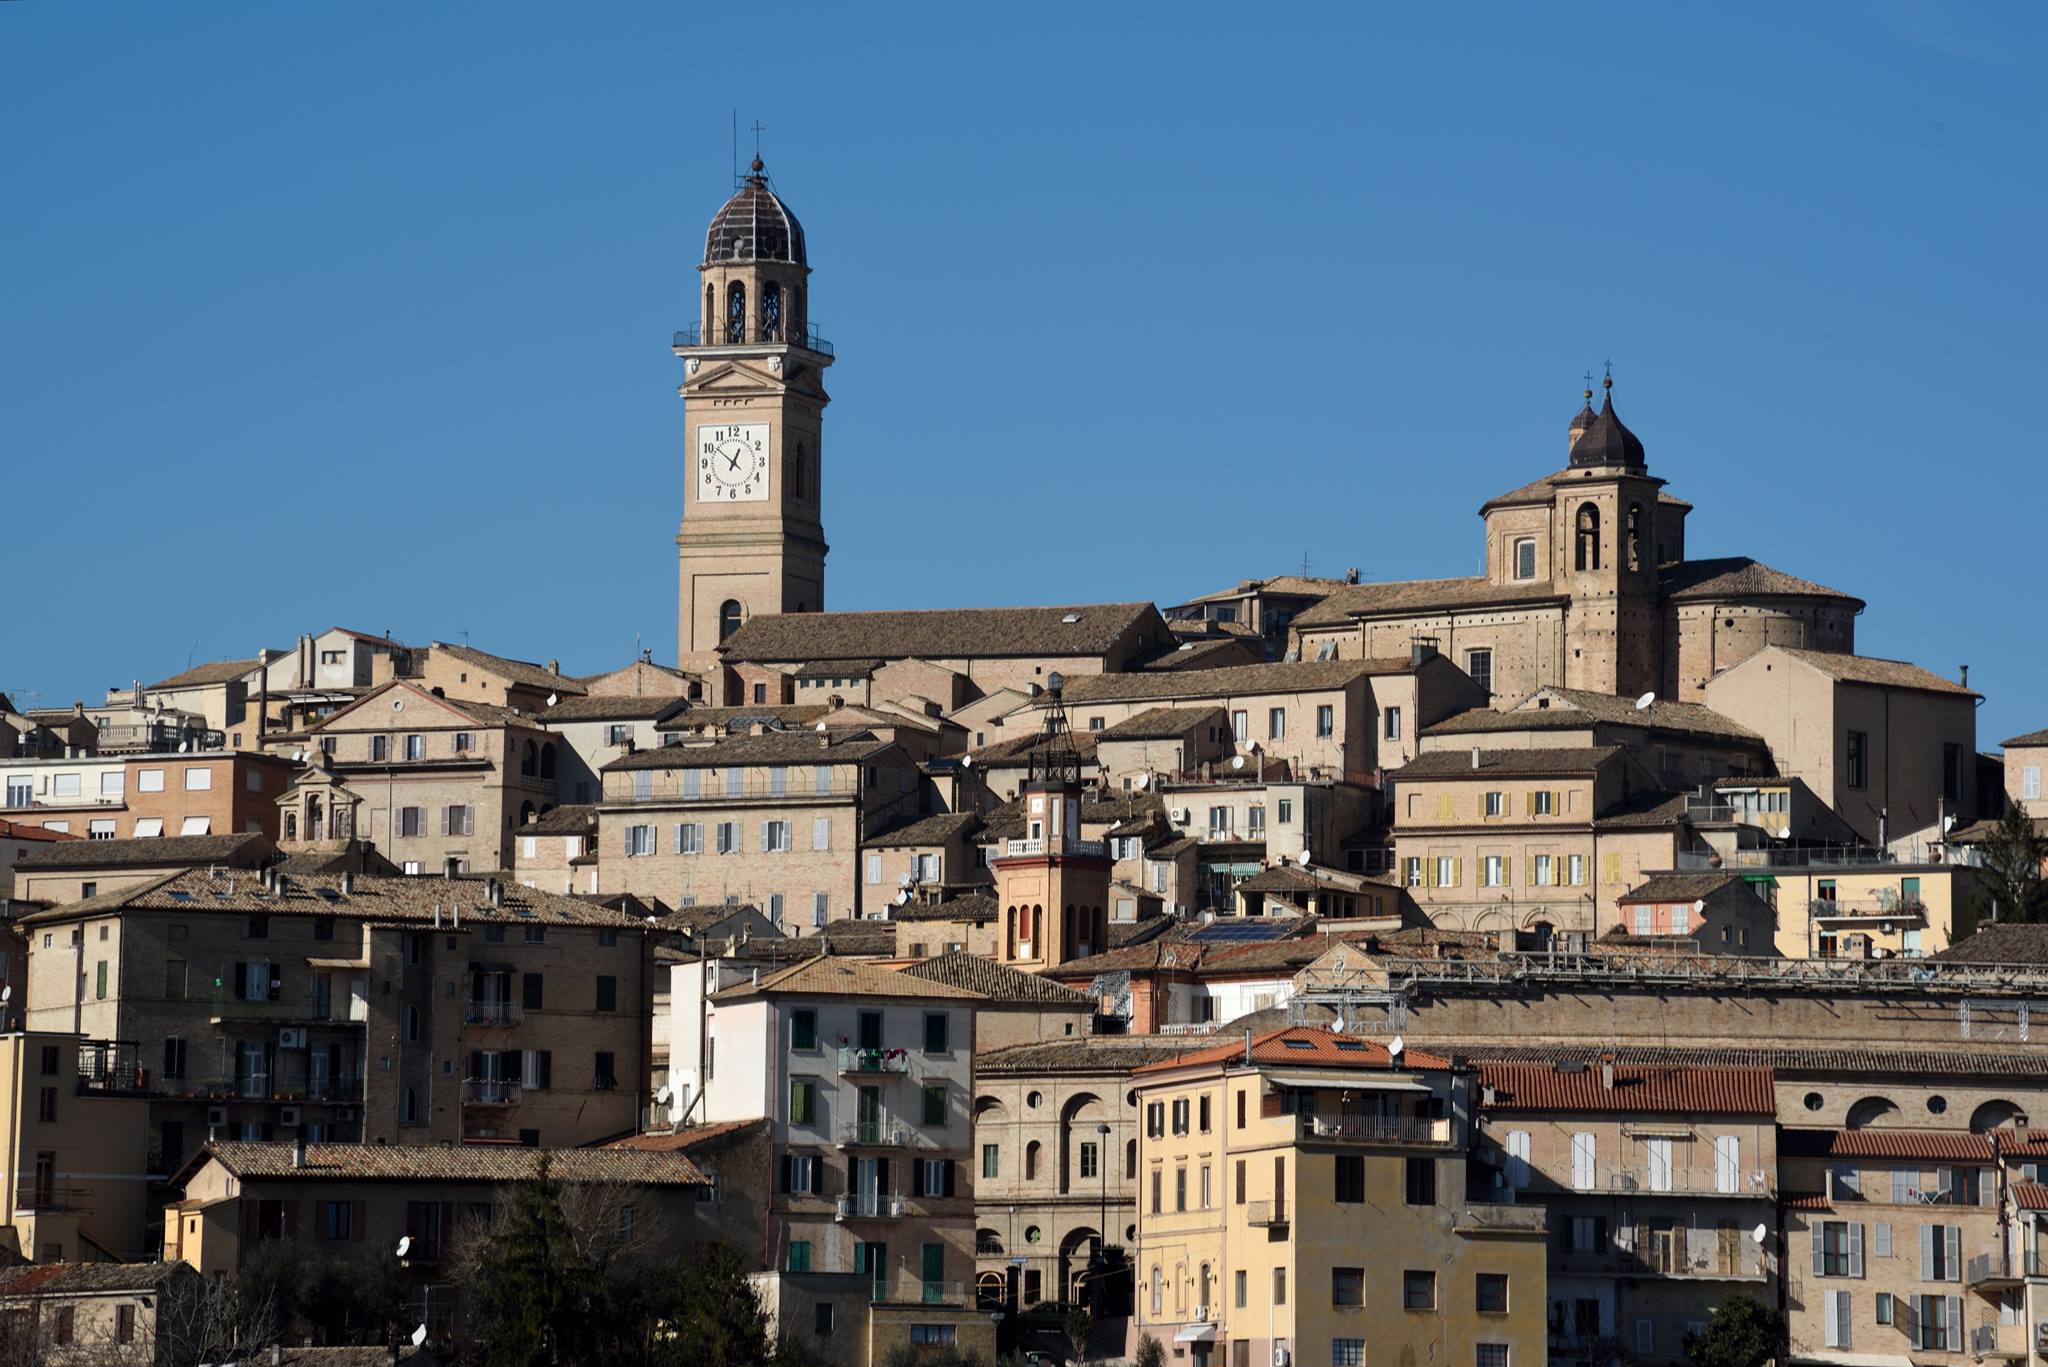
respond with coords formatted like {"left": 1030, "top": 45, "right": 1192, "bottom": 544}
{"left": 539, "top": 742, "right": 557, "bottom": 780}
{"left": 520, "top": 740, "right": 538, "bottom": 777}
{"left": 1025, "top": 1141, "right": 1041, "bottom": 1181}
{"left": 1626, "top": 502, "right": 1644, "bottom": 572}
{"left": 718, "top": 599, "right": 744, "bottom": 642}
{"left": 1574, "top": 503, "right": 1602, "bottom": 572}
{"left": 1846, "top": 1096, "right": 1900, "bottom": 1129}
{"left": 760, "top": 280, "right": 782, "bottom": 343}
{"left": 704, "top": 284, "right": 714, "bottom": 338}
{"left": 726, "top": 281, "right": 747, "bottom": 344}
{"left": 787, "top": 440, "right": 806, "bottom": 502}
{"left": 518, "top": 800, "right": 536, "bottom": 827}
{"left": 1126, "top": 1138, "right": 1137, "bottom": 1178}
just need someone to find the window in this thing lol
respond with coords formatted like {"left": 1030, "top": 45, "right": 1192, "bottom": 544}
{"left": 675, "top": 822, "right": 703, "bottom": 855}
{"left": 1532, "top": 790, "right": 1554, "bottom": 816}
{"left": 1080, "top": 1142, "right": 1098, "bottom": 1179}
{"left": 1268, "top": 708, "right": 1286, "bottom": 741}
{"left": 1235, "top": 1269, "right": 1248, "bottom": 1310}
{"left": 1465, "top": 649, "right": 1493, "bottom": 695}
{"left": 1913, "top": 1294, "right": 1962, "bottom": 1352}
{"left": 813, "top": 892, "right": 828, "bottom": 927}
{"left": 1846, "top": 730, "right": 1869, "bottom": 790}
{"left": 1273, "top": 1267, "right": 1286, "bottom": 1306}
{"left": 1533, "top": 854, "right": 1553, "bottom": 886}
{"left": 1435, "top": 855, "right": 1457, "bottom": 887}
{"left": 133, "top": 816, "right": 164, "bottom": 837}
{"left": 789, "top": 1079, "right": 815, "bottom": 1123}
{"left": 1568, "top": 853, "right": 1586, "bottom": 885}
{"left": 398, "top": 806, "right": 425, "bottom": 838}
{"left": 89, "top": 818, "right": 115, "bottom": 839}
{"left": 1384, "top": 707, "right": 1402, "bottom": 740}
{"left": 1334, "top": 1153, "right": 1365, "bottom": 1203}
{"left": 1332, "top": 1266, "right": 1364, "bottom": 1307}
{"left": 1943, "top": 743, "right": 1964, "bottom": 803}
{"left": 812, "top": 817, "right": 831, "bottom": 851}
{"left": 183, "top": 765, "right": 212, "bottom": 790}
{"left": 522, "top": 973, "right": 544, "bottom": 1011}
{"left": 1815, "top": 1219, "right": 1864, "bottom": 1277}
{"left": 595, "top": 975, "right": 617, "bottom": 1012}
{"left": 1923, "top": 1223, "right": 1960, "bottom": 1281}
{"left": 116, "top": 1303, "right": 135, "bottom": 1345}
{"left": 1404, "top": 857, "right": 1422, "bottom": 887}
{"left": 443, "top": 805, "right": 474, "bottom": 836}
{"left": 1504, "top": 1131, "right": 1530, "bottom": 1188}
{"left": 1333, "top": 1342, "right": 1366, "bottom": 1367}
{"left": 1477, "top": 1347, "right": 1509, "bottom": 1367}
{"left": 1175, "top": 1166, "right": 1187, "bottom": 1211}
{"left": 2026, "top": 766, "right": 2042, "bottom": 802}
{"left": 716, "top": 822, "right": 740, "bottom": 854}
{"left": 865, "top": 852, "right": 882, "bottom": 884}
{"left": 1405, "top": 1155, "right": 1436, "bottom": 1205}
{"left": 1477, "top": 1273, "right": 1508, "bottom": 1313}
{"left": 1572, "top": 1132, "right": 1596, "bottom": 1189}
{"left": 370, "top": 735, "right": 390, "bottom": 762}
{"left": 1232, "top": 710, "right": 1248, "bottom": 741}
{"left": 1277, "top": 798, "right": 1293, "bottom": 824}
{"left": 38, "top": 1087, "right": 56, "bottom": 1121}
{"left": 1316, "top": 704, "right": 1334, "bottom": 737}
{"left": 137, "top": 768, "right": 165, "bottom": 792}
{"left": 786, "top": 1241, "right": 811, "bottom": 1273}
{"left": 764, "top": 820, "right": 792, "bottom": 852}
{"left": 1513, "top": 537, "right": 1537, "bottom": 580}
{"left": 1483, "top": 855, "right": 1505, "bottom": 887}
{"left": 1574, "top": 502, "right": 1601, "bottom": 571}
{"left": 982, "top": 1145, "right": 999, "bottom": 1179}
{"left": 1403, "top": 1270, "right": 1435, "bottom": 1310}
{"left": 100, "top": 771, "right": 124, "bottom": 798}
{"left": 924, "top": 1012, "right": 950, "bottom": 1054}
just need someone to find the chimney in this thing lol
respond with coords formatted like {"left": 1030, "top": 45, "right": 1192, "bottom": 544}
{"left": 1410, "top": 636, "right": 1438, "bottom": 667}
{"left": 72, "top": 700, "right": 85, "bottom": 717}
{"left": 1243, "top": 1028, "right": 1254, "bottom": 1065}
{"left": 1600, "top": 1055, "right": 1616, "bottom": 1090}
{"left": 1345, "top": 567, "right": 1361, "bottom": 585}
{"left": 292, "top": 1137, "right": 307, "bottom": 1168}
{"left": 339, "top": 871, "right": 355, "bottom": 897}
{"left": 548, "top": 659, "right": 561, "bottom": 675}
{"left": 433, "top": 904, "right": 442, "bottom": 929}
{"left": 1471, "top": 747, "right": 1481, "bottom": 770}
{"left": 273, "top": 1345, "right": 284, "bottom": 1367}
{"left": 487, "top": 879, "right": 504, "bottom": 907}
{"left": 1960, "top": 664, "right": 1970, "bottom": 688}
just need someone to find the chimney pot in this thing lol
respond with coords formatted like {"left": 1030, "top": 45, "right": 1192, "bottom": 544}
{"left": 548, "top": 659, "right": 560, "bottom": 674}
{"left": 339, "top": 871, "right": 355, "bottom": 897}
{"left": 292, "top": 1137, "right": 307, "bottom": 1169}
{"left": 1600, "top": 1058, "right": 1616, "bottom": 1090}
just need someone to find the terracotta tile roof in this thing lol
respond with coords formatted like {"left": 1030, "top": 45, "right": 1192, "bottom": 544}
{"left": 536, "top": 694, "right": 688, "bottom": 722}
{"left": 1292, "top": 576, "right": 1566, "bottom": 627}
{"left": 204, "top": 1140, "right": 705, "bottom": 1184}
{"left": 901, "top": 951, "right": 1095, "bottom": 1005}
{"left": 1098, "top": 706, "right": 1229, "bottom": 740}
{"left": 1425, "top": 688, "right": 1760, "bottom": 743}
{"left": 969, "top": 728, "right": 1101, "bottom": 767}
{"left": 1933, "top": 924, "right": 2048, "bottom": 964}
{"left": 717, "top": 954, "right": 983, "bottom": 1002}
{"left": 1478, "top": 1062, "right": 1775, "bottom": 1116}
{"left": 1591, "top": 791, "right": 1690, "bottom": 829}
{"left": 1141, "top": 641, "right": 1262, "bottom": 671}
{"left": 865, "top": 812, "right": 982, "bottom": 848}
{"left": 2002, "top": 729, "right": 2048, "bottom": 748}
{"left": 1107, "top": 916, "right": 1177, "bottom": 949}
{"left": 1619, "top": 872, "right": 1749, "bottom": 904}
{"left": 720, "top": 603, "right": 1165, "bottom": 663}
{"left": 893, "top": 891, "right": 999, "bottom": 925}
{"left": 521, "top": 804, "right": 598, "bottom": 837}
{"left": 1660, "top": 557, "right": 1862, "bottom": 606}
{"left": 603, "top": 729, "right": 894, "bottom": 770}
{"left": 1390, "top": 746, "right": 1622, "bottom": 780}
{"left": 1762, "top": 647, "right": 1978, "bottom": 697}
{"left": 22, "top": 866, "right": 646, "bottom": 930}
{"left": 430, "top": 642, "right": 586, "bottom": 695}
{"left": 1779, "top": 1129, "right": 1994, "bottom": 1161}
{"left": 1438, "top": 1041, "right": 2048, "bottom": 1079}
{"left": 1782, "top": 1192, "right": 1833, "bottom": 1212}
{"left": 607, "top": 1118, "right": 768, "bottom": 1152}
{"left": 0, "top": 818, "right": 81, "bottom": 843}
{"left": 1060, "top": 659, "right": 1409, "bottom": 705}
{"left": 0, "top": 1261, "right": 191, "bottom": 1297}
{"left": 13, "top": 831, "right": 273, "bottom": 871}
{"left": 1138, "top": 1025, "right": 1451, "bottom": 1074}
{"left": 976, "top": 1037, "right": 1218, "bottom": 1073}
{"left": 148, "top": 658, "right": 260, "bottom": 689}
{"left": 658, "top": 703, "right": 831, "bottom": 732}
{"left": 2014, "top": 1182, "right": 2048, "bottom": 1211}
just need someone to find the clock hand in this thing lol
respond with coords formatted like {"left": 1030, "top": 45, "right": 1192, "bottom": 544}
{"left": 725, "top": 451, "right": 741, "bottom": 472}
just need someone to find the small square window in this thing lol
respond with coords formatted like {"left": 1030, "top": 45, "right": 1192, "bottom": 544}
{"left": 1403, "top": 1270, "right": 1435, "bottom": 1310}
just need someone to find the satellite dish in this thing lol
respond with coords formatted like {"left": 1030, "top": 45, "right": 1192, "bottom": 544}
{"left": 292, "top": 750, "right": 306, "bottom": 763}
{"left": 895, "top": 890, "right": 909, "bottom": 906}
{"left": 1634, "top": 692, "right": 1656, "bottom": 710}
{"left": 1777, "top": 826, "right": 1792, "bottom": 840}
{"left": 412, "top": 1324, "right": 429, "bottom": 1347}
{"left": 395, "top": 1235, "right": 412, "bottom": 1258}
{"left": 1943, "top": 814, "right": 1957, "bottom": 832}
{"left": 656, "top": 1084, "right": 673, "bottom": 1105}
{"left": 1, "top": 986, "right": 11, "bottom": 1005}
{"left": 1692, "top": 899, "right": 1706, "bottom": 914}
{"left": 1388, "top": 1035, "right": 1405, "bottom": 1059}
{"left": 1231, "top": 755, "right": 1246, "bottom": 771}
{"left": 899, "top": 873, "right": 914, "bottom": 887}
{"left": 961, "top": 755, "right": 974, "bottom": 769}
{"left": 546, "top": 692, "right": 559, "bottom": 707}
{"left": 1135, "top": 773, "right": 1151, "bottom": 790}
{"left": 1751, "top": 1223, "right": 1768, "bottom": 1245}
{"left": 815, "top": 721, "right": 828, "bottom": 732}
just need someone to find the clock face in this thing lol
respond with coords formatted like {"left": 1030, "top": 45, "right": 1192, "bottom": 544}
{"left": 697, "top": 423, "right": 770, "bottom": 502}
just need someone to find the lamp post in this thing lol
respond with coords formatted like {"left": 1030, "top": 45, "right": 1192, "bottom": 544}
{"left": 1097, "top": 1123, "right": 1112, "bottom": 1244}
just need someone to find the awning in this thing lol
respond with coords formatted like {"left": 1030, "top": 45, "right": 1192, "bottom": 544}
{"left": 1173, "top": 1323, "right": 1219, "bottom": 1343}
{"left": 1260, "top": 1069, "right": 1429, "bottom": 1092}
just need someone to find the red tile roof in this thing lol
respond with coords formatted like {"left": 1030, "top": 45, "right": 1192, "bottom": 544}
{"left": 0, "top": 818, "right": 80, "bottom": 843}
{"left": 1780, "top": 1128, "right": 1996, "bottom": 1161}
{"left": 1477, "top": 1062, "right": 1776, "bottom": 1117}
{"left": 1134, "top": 1026, "right": 1450, "bottom": 1075}
{"left": 607, "top": 1118, "right": 766, "bottom": 1152}
{"left": 1782, "top": 1192, "right": 1833, "bottom": 1212}
{"left": 2012, "top": 1182, "right": 2048, "bottom": 1212}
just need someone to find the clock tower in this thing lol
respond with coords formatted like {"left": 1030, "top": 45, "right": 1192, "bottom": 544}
{"left": 675, "top": 156, "right": 833, "bottom": 678}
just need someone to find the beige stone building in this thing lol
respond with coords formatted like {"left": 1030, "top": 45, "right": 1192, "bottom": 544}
{"left": 508, "top": 803, "right": 598, "bottom": 896}
{"left": 900, "top": 951, "right": 1096, "bottom": 1050}
{"left": 1290, "top": 380, "right": 1864, "bottom": 703}
{"left": 598, "top": 726, "right": 922, "bottom": 931}
{"left": 532, "top": 692, "right": 691, "bottom": 807}
{"left": 1418, "top": 685, "right": 1769, "bottom": 791}
{"left": 10, "top": 830, "right": 275, "bottom": 907}
{"left": 1128, "top": 1026, "right": 1549, "bottom": 1367}
{"left": 0, "top": 1032, "right": 154, "bottom": 1263}
{"left": 20, "top": 868, "right": 651, "bottom": 1185}
{"left": 2005, "top": 727, "right": 2048, "bottom": 817}
{"left": 1703, "top": 646, "right": 1982, "bottom": 849}
{"left": 0, "top": 1260, "right": 201, "bottom": 1365}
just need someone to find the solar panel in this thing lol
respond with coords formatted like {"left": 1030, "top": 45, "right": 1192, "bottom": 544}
{"left": 1192, "top": 921, "right": 1289, "bottom": 943}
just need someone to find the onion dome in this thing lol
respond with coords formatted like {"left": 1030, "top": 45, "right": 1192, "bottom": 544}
{"left": 703, "top": 157, "right": 807, "bottom": 267}
{"left": 1568, "top": 375, "right": 1647, "bottom": 470}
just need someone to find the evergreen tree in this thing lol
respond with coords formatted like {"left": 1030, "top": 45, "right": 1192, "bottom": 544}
{"left": 1975, "top": 806, "right": 2048, "bottom": 923}
{"left": 1684, "top": 1295, "right": 1784, "bottom": 1367}
{"left": 464, "top": 1155, "right": 606, "bottom": 1367}
{"left": 654, "top": 1242, "right": 776, "bottom": 1367}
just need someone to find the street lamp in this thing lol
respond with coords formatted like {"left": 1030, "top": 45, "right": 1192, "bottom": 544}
{"left": 1096, "top": 1123, "right": 1112, "bottom": 1246}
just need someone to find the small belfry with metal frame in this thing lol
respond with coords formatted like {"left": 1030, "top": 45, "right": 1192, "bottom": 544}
{"left": 993, "top": 674, "right": 1112, "bottom": 970}
{"left": 673, "top": 152, "right": 833, "bottom": 678}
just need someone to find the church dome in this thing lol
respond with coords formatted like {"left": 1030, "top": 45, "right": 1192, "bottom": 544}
{"left": 704, "top": 158, "right": 807, "bottom": 267}
{"left": 1568, "top": 381, "right": 1647, "bottom": 470}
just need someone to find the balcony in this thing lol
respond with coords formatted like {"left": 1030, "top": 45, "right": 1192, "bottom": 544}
{"left": 15, "top": 1185, "right": 94, "bottom": 1214}
{"left": 871, "top": 1278, "right": 965, "bottom": 1306}
{"left": 208, "top": 993, "right": 360, "bottom": 1027}
{"left": 1809, "top": 898, "right": 1929, "bottom": 923}
{"left": 1299, "top": 1115, "right": 1454, "bottom": 1147}
{"left": 1245, "top": 1199, "right": 1287, "bottom": 1228}
{"left": 1674, "top": 847, "right": 1915, "bottom": 871}
{"left": 1967, "top": 1249, "right": 2047, "bottom": 1292}
{"left": 835, "top": 1193, "right": 904, "bottom": 1222}
{"left": 1560, "top": 1230, "right": 1764, "bottom": 1280}
{"left": 1456, "top": 1203, "right": 1549, "bottom": 1236}
{"left": 673, "top": 321, "right": 834, "bottom": 357}
{"left": 462, "top": 1079, "right": 520, "bottom": 1106}
{"left": 1002, "top": 837, "right": 1106, "bottom": 858}
{"left": 465, "top": 1000, "right": 520, "bottom": 1027}
{"left": 1566, "top": 1160, "right": 1774, "bottom": 1199}
{"left": 93, "top": 723, "right": 225, "bottom": 753}
{"left": 607, "top": 769, "right": 863, "bottom": 805}
{"left": 187, "top": 1073, "right": 361, "bottom": 1104}
{"left": 838, "top": 1047, "right": 910, "bottom": 1076}
{"left": 835, "top": 1119, "right": 911, "bottom": 1148}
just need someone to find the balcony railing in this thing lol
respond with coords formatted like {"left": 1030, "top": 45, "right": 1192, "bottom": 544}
{"left": 835, "top": 1193, "right": 904, "bottom": 1221}
{"left": 871, "top": 1278, "right": 965, "bottom": 1306}
{"left": 1456, "top": 1203, "right": 1549, "bottom": 1235}
{"left": 1003, "top": 837, "right": 1106, "bottom": 858}
{"left": 1966, "top": 1249, "right": 2046, "bottom": 1286}
{"left": 1562, "top": 1160, "right": 1774, "bottom": 1199}
{"left": 606, "top": 770, "right": 864, "bottom": 805}
{"left": 462, "top": 1079, "right": 520, "bottom": 1106}
{"left": 1674, "top": 847, "right": 1922, "bottom": 871}
{"left": 1245, "top": 1199, "right": 1287, "bottom": 1227}
{"left": 465, "top": 1000, "right": 519, "bottom": 1026}
{"left": 838, "top": 1047, "right": 910, "bottom": 1076}
{"left": 16, "top": 1185, "right": 95, "bottom": 1214}
{"left": 93, "top": 723, "right": 226, "bottom": 753}
{"left": 1300, "top": 1115, "right": 1453, "bottom": 1146}
{"left": 1808, "top": 898, "right": 1930, "bottom": 922}
{"left": 673, "top": 322, "right": 834, "bottom": 357}
{"left": 835, "top": 1120, "right": 910, "bottom": 1148}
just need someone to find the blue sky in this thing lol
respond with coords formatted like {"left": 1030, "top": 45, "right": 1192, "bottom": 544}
{"left": 5, "top": 3, "right": 2042, "bottom": 744}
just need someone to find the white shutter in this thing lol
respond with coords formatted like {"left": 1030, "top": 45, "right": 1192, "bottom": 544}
{"left": 1647, "top": 1138, "right": 1673, "bottom": 1192}
{"left": 1893, "top": 1167, "right": 1913, "bottom": 1203}
{"left": 1874, "top": 1221, "right": 1892, "bottom": 1258}
{"left": 1849, "top": 1221, "right": 1864, "bottom": 1278}
{"left": 1507, "top": 1131, "right": 1531, "bottom": 1189}
{"left": 1572, "top": 1132, "right": 1597, "bottom": 1190}
{"left": 1824, "top": 1290, "right": 1847, "bottom": 1348}
{"left": 1715, "top": 1135, "right": 1740, "bottom": 1193}
{"left": 1921, "top": 1225, "right": 1936, "bottom": 1282}
{"left": 1945, "top": 1226, "right": 1961, "bottom": 1282}
{"left": 813, "top": 817, "right": 831, "bottom": 851}
{"left": 1813, "top": 1223, "right": 1828, "bottom": 1277}
{"left": 1947, "top": 1295, "right": 1963, "bottom": 1351}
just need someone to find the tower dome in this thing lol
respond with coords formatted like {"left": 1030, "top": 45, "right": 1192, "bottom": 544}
{"left": 1568, "top": 376, "right": 1647, "bottom": 470}
{"left": 703, "top": 157, "right": 807, "bottom": 267}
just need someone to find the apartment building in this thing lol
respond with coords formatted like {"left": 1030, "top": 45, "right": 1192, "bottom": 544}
{"left": 508, "top": 804, "right": 598, "bottom": 895}
{"left": 1418, "top": 686, "right": 1770, "bottom": 792}
{"left": 285, "top": 680, "right": 560, "bottom": 873}
{"left": 861, "top": 811, "right": 985, "bottom": 902}
{"left": 1127, "top": 1027, "right": 1548, "bottom": 1367}
{"left": 533, "top": 692, "right": 690, "bottom": 807}
{"left": 414, "top": 642, "right": 584, "bottom": 712}
{"left": 1611, "top": 873, "right": 1777, "bottom": 954}
{"left": 2004, "top": 727, "right": 2048, "bottom": 818}
{"left": 0, "top": 819, "right": 78, "bottom": 899}
{"left": 1388, "top": 746, "right": 1676, "bottom": 937}
{"left": 970, "top": 1038, "right": 1211, "bottom": 1326}
{"left": 0, "top": 749, "right": 295, "bottom": 853}
{"left": 19, "top": 868, "right": 650, "bottom": 1182}
{"left": 0, "top": 1033, "right": 154, "bottom": 1263}
{"left": 899, "top": 951, "right": 1095, "bottom": 1050}
{"left": 0, "top": 1260, "right": 201, "bottom": 1365}
{"left": 11, "top": 831, "right": 276, "bottom": 906}
{"left": 1153, "top": 775, "right": 1381, "bottom": 905}
{"left": 1781, "top": 1128, "right": 2010, "bottom": 1367}
{"left": 671, "top": 956, "right": 990, "bottom": 1367}
{"left": 598, "top": 727, "right": 922, "bottom": 931}
{"left": 1473, "top": 1061, "right": 1778, "bottom": 1364}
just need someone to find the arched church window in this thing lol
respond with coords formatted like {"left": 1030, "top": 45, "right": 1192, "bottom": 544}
{"left": 1626, "top": 503, "right": 1644, "bottom": 573}
{"left": 760, "top": 280, "right": 782, "bottom": 343}
{"left": 1574, "top": 503, "right": 1601, "bottom": 572}
{"left": 1513, "top": 538, "right": 1537, "bottom": 581}
{"left": 718, "top": 599, "right": 744, "bottom": 642}
{"left": 726, "top": 282, "right": 747, "bottom": 344}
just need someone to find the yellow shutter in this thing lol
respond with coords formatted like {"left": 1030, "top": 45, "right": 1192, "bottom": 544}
{"left": 1436, "top": 793, "right": 1454, "bottom": 821}
{"left": 1452, "top": 857, "right": 1463, "bottom": 888}
{"left": 1521, "top": 790, "right": 1531, "bottom": 816}
{"left": 1603, "top": 852, "right": 1622, "bottom": 885}
{"left": 1553, "top": 790, "right": 1564, "bottom": 817}
{"left": 1525, "top": 855, "right": 1536, "bottom": 886}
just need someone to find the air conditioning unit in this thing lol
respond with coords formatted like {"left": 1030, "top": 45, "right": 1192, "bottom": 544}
{"left": 1172, "top": 808, "right": 1190, "bottom": 824}
{"left": 1273, "top": 1347, "right": 1290, "bottom": 1367}
{"left": 206, "top": 1107, "right": 228, "bottom": 1127}
{"left": 279, "top": 1107, "right": 301, "bottom": 1127}
{"left": 335, "top": 1107, "right": 357, "bottom": 1122}
{"left": 1194, "top": 1305, "right": 1211, "bottom": 1322}
{"left": 277, "top": 1028, "right": 307, "bottom": 1049}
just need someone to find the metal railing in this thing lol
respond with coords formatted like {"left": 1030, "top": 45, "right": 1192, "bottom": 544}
{"left": 674, "top": 322, "right": 833, "bottom": 357}
{"left": 1300, "top": 1115, "right": 1453, "bottom": 1146}
{"left": 834, "top": 1120, "right": 910, "bottom": 1148}
{"left": 17, "top": 1185, "right": 95, "bottom": 1213}
{"left": 94, "top": 723, "right": 226, "bottom": 753}
{"left": 837, "top": 1047, "right": 911, "bottom": 1076}
{"left": 1674, "top": 847, "right": 1928, "bottom": 871}
{"left": 1003, "top": 837, "right": 1106, "bottom": 857}
{"left": 462, "top": 1079, "right": 519, "bottom": 1105}
{"left": 1559, "top": 1233, "right": 1763, "bottom": 1280}
{"left": 605, "top": 770, "right": 863, "bottom": 804}
{"left": 1295, "top": 948, "right": 2048, "bottom": 997}
{"left": 1245, "top": 1199, "right": 1286, "bottom": 1227}
{"left": 1808, "top": 898, "right": 1930, "bottom": 921}
{"left": 1558, "top": 1160, "right": 1774, "bottom": 1199}
{"left": 465, "top": 1000, "right": 519, "bottom": 1026}
{"left": 871, "top": 1278, "right": 964, "bottom": 1306}
{"left": 834, "top": 1193, "right": 904, "bottom": 1221}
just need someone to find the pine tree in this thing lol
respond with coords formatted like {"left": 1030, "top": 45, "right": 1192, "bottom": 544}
{"left": 1975, "top": 806, "right": 2048, "bottom": 923}
{"left": 465, "top": 1155, "right": 606, "bottom": 1367}
{"left": 654, "top": 1242, "right": 777, "bottom": 1367}
{"left": 1684, "top": 1294, "right": 1784, "bottom": 1367}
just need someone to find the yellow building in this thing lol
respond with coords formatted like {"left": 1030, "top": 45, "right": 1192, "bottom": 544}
{"left": 1129, "top": 1026, "right": 1547, "bottom": 1367}
{"left": 0, "top": 1033, "right": 153, "bottom": 1263}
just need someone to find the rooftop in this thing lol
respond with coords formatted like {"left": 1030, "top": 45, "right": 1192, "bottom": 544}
{"left": 536, "top": 694, "right": 690, "bottom": 723}
{"left": 1098, "top": 705, "right": 1230, "bottom": 741}
{"left": 1137, "top": 1025, "right": 1451, "bottom": 1074}
{"left": 1617, "top": 872, "right": 1750, "bottom": 905}
{"left": 602, "top": 728, "right": 893, "bottom": 771}
{"left": 1389, "top": 746, "right": 1623, "bottom": 780}
{"left": 1477, "top": 1061, "right": 1775, "bottom": 1116}
{"left": 719, "top": 602, "right": 1163, "bottom": 664}
{"left": 147, "top": 658, "right": 259, "bottom": 690}
{"left": 1744, "top": 647, "right": 1978, "bottom": 697}
{"left": 198, "top": 1140, "right": 706, "bottom": 1185}
{"left": 900, "top": 951, "right": 1096, "bottom": 1005}
{"left": 430, "top": 642, "right": 587, "bottom": 696}
{"left": 1059, "top": 658, "right": 1414, "bottom": 705}
{"left": 715, "top": 954, "right": 983, "bottom": 1002}
{"left": 1425, "top": 687, "right": 1760, "bottom": 743}
{"left": 13, "top": 830, "right": 273, "bottom": 872}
